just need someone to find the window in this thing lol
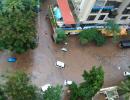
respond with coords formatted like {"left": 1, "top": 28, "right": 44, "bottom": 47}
{"left": 87, "top": 15, "right": 96, "bottom": 21}
{"left": 105, "top": 1, "right": 121, "bottom": 8}
{"left": 122, "top": 8, "right": 130, "bottom": 14}
{"left": 98, "top": 15, "right": 106, "bottom": 20}
{"left": 127, "top": 3, "right": 130, "bottom": 7}
{"left": 101, "top": 8, "right": 111, "bottom": 13}
{"left": 121, "top": 16, "right": 128, "bottom": 20}
{"left": 91, "top": 9, "right": 100, "bottom": 13}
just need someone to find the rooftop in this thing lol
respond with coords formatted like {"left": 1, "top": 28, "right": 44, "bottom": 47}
{"left": 57, "top": 0, "right": 76, "bottom": 24}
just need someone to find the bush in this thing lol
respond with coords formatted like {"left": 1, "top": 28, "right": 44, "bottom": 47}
{"left": 55, "top": 28, "right": 67, "bottom": 44}
{"left": 79, "top": 29, "right": 97, "bottom": 42}
{"left": 80, "top": 38, "right": 88, "bottom": 45}
{"left": 79, "top": 29, "right": 106, "bottom": 46}
{"left": 95, "top": 32, "right": 106, "bottom": 46}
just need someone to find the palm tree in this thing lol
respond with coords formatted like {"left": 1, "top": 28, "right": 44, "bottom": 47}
{"left": 118, "top": 79, "right": 130, "bottom": 100}
{"left": 105, "top": 20, "right": 120, "bottom": 42}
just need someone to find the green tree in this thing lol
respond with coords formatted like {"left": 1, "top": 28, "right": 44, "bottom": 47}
{"left": 79, "top": 66, "right": 104, "bottom": 100}
{"left": 0, "top": 85, "right": 7, "bottom": 100}
{"left": 79, "top": 29, "right": 97, "bottom": 44}
{"left": 5, "top": 71, "right": 37, "bottom": 100}
{"left": 69, "top": 66, "right": 104, "bottom": 100}
{"left": 105, "top": 20, "right": 120, "bottom": 42}
{"left": 118, "top": 79, "right": 130, "bottom": 100}
{"left": 43, "top": 85, "right": 63, "bottom": 100}
{"left": 55, "top": 28, "right": 67, "bottom": 44}
{"left": 0, "top": 0, "right": 37, "bottom": 53}
{"left": 69, "top": 82, "right": 79, "bottom": 100}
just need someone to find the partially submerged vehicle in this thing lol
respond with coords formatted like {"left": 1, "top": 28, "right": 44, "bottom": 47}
{"left": 124, "top": 71, "right": 130, "bottom": 76}
{"left": 55, "top": 61, "right": 65, "bottom": 68}
{"left": 119, "top": 39, "right": 130, "bottom": 48}
{"left": 7, "top": 57, "right": 16, "bottom": 62}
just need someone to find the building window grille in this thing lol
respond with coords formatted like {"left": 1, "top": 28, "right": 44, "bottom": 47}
{"left": 105, "top": 1, "right": 121, "bottom": 8}
{"left": 121, "top": 16, "right": 128, "bottom": 20}
{"left": 122, "top": 8, "right": 130, "bottom": 14}
{"left": 91, "top": 9, "right": 100, "bottom": 13}
{"left": 101, "top": 8, "right": 111, "bottom": 13}
{"left": 87, "top": 15, "right": 96, "bottom": 21}
{"left": 98, "top": 15, "right": 106, "bottom": 20}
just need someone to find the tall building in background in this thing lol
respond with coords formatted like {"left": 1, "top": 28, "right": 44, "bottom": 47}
{"left": 72, "top": 0, "right": 130, "bottom": 27}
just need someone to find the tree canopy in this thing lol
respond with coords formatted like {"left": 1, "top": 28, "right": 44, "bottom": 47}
{"left": 43, "top": 85, "right": 63, "bottom": 100}
{"left": 69, "top": 66, "right": 104, "bottom": 100}
{"left": 79, "top": 29, "right": 106, "bottom": 46}
{"left": 0, "top": 0, "right": 37, "bottom": 53}
{"left": 0, "top": 85, "right": 7, "bottom": 100}
{"left": 105, "top": 20, "right": 120, "bottom": 42}
{"left": 5, "top": 71, "right": 37, "bottom": 100}
{"left": 55, "top": 28, "right": 67, "bottom": 44}
{"left": 118, "top": 79, "right": 130, "bottom": 100}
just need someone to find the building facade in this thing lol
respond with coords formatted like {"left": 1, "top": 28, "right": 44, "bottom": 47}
{"left": 72, "top": 0, "right": 130, "bottom": 27}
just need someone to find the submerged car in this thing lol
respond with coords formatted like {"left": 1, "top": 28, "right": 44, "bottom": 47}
{"left": 119, "top": 39, "right": 130, "bottom": 48}
{"left": 7, "top": 57, "right": 16, "bottom": 62}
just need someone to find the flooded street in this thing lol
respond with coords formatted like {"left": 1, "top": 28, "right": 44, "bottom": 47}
{"left": 0, "top": 0, "right": 130, "bottom": 91}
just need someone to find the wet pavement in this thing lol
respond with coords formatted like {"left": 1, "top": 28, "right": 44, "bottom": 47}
{"left": 0, "top": 1, "right": 130, "bottom": 97}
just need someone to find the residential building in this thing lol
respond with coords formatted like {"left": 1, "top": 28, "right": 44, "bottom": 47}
{"left": 71, "top": 0, "right": 130, "bottom": 28}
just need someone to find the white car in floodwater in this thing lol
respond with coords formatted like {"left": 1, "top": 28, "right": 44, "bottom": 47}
{"left": 124, "top": 71, "right": 130, "bottom": 76}
{"left": 55, "top": 61, "right": 65, "bottom": 68}
{"left": 41, "top": 84, "right": 51, "bottom": 92}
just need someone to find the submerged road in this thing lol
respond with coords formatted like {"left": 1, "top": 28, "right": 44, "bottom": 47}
{"left": 0, "top": 1, "right": 130, "bottom": 90}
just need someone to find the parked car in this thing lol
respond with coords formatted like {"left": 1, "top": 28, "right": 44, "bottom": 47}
{"left": 119, "top": 39, "right": 130, "bottom": 48}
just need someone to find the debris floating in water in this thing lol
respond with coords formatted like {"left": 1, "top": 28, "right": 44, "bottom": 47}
{"left": 61, "top": 48, "right": 68, "bottom": 52}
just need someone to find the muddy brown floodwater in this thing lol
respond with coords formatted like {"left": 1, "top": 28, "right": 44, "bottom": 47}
{"left": 0, "top": 1, "right": 130, "bottom": 100}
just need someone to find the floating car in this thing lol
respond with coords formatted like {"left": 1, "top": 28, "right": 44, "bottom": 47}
{"left": 119, "top": 40, "right": 130, "bottom": 48}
